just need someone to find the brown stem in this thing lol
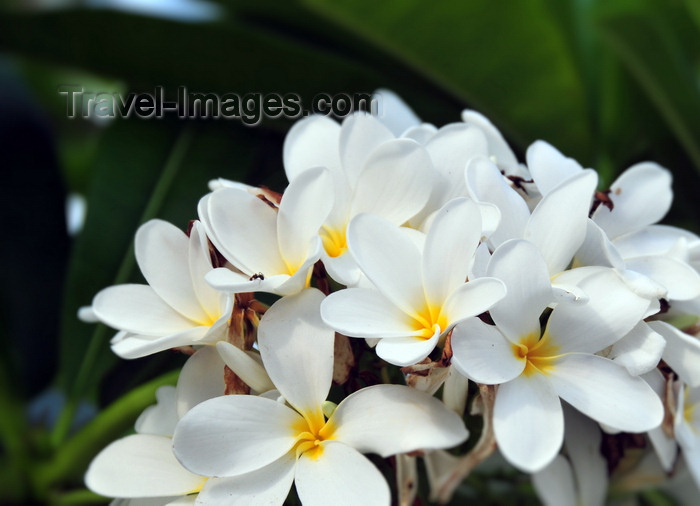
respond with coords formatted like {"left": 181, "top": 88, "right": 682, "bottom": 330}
{"left": 436, "top": 383, "right": 497, "bottom": 503}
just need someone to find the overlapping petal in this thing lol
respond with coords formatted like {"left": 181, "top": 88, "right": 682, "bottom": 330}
{"left": 525, "top": 170, "right": 597, "bottom": 275}
{"left": 486, "top": 239, "right": 553, "bottom": 343}
{"left": 328, "top": 384, "right": 467, "bottom": 456}
{"left": 548, "top": 353, "right": 663, "bottom": 432}
{"left": 93, "top": 285, "right": 201, "bottom": 335}
{"left": 172, "top": 395, "right": 301, "bottom": 477}
{"left": 257, "top": 289, "right": 334, "bottom": 417}
{"left": 135, "top": 220, "right": 210, "bottom": 323}
{"left": 85, "top": 435, "right": 206, "bottom": 498}
{"left": 493, "top": 374, "right": 563, "bottom": 472}
{"left": 592, "top": 162, "right": 672, "bottom": 239}
{"left": 349, "top": 139, "right": 433, "bottom": 225}
{"left": 545, "top": 270, "right": 649, "bottom": 354}
{"left": 197, "top": 453, "right": 296, "bottom": 506}
{"left": 320, "top": 288, "right": 424, "bottom": 338}
{"left": 422, "top": 198, "right": 481, "bottom": 306}
{"left": 526, "top": 140, "right": 584, "bottom": 196}
{"left": 347, "top": 213, "right": 424, "bottom": 315}
{"left": 295, "top": 442, "right": 390, "bottom": 506}
{"left": 451, "top": 317, "right": 525, "bottom": 384}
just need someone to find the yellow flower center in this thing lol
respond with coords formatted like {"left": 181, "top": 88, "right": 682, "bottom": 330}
{"left": 291, "top": 409, "right": 337, "bottom": 460}
{"left": 512, "top": 332, "right": 560, "bottom": 376}
{"left": 320, "top": 225, "right": 348, "bottom": 258}
{"left": 410, "top": 304, "right": 448, "bottom": 340}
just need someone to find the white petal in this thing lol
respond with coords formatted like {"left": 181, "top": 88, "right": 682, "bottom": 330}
{"left": 204, "top": 188, "right": 286, "bottom": 275}
{"left": 525, "top": 170, "right": 597, "bottom": 275}
{"left": 173, "top": 395, "right": 301, "bottom": 477}
{"left": 196, "top": 452, "right": 296, "bottom": 505}
{"left": 465, "top": 156, "right": 529, "bottom": 246}
{"left": 319, "top": 249, "right": 362, "bottom": 287}
{"left": 613, "top": 224, "right": 700, "bottom": 259}
{"left": 215, "top": 342, "right": 274, "bottom": 394}
{"left": 402, "top": 123, "right": 438, "bottom": 144}
{"left": 649, "top": 321, "right": 700, "bottom": 387}
{"left": 546, "top": 269, "right": 649, "bottom": 354}
{"left": 93, "top": 284, "right": 199, "bottom": 335}
{"left": 574, "top": 219, "right": 625, "bottom": 270}
{"left": 549, "top": 353, "right": 663, "bottom": 432}
{"left": 295, "top": 442, "right": 390, "bottom": 506}
{"left": 561, "top": 403, "right": 608, "bottom": 506}
{"left": 110, "top": 327, "right": 211, "bottom": 360}
{"left": 328, "top": 384, "right": 468, "bottom": 456}
{"left": 85, "top": 435, "right": 206, "bottom": 498}
{"left": 277, "top": 167, "right": 333, "bottom": 271}
{"left": 441, "top": 277, "right": 506, "bottom": 326}
{"left": 373, "top": 88, "right": 421, "bottom": 136}
{"left": 526, "top": 140, "right": 584, "bottom": 196}
{"left": 176, "top": 347, "right": 225, "bottom": 418}
{"left": 77, "top": 305, "right": 98, "bottom": 323}
{"left": 451, "top": 318, "right": 525, "bottom": 384}
{"left": 425, "top": 123, "right": 488, "bottom": 197}
{"left": 347, "top": 214, "right": 424, "bottom": 316}
{"left": 493, "top": 375, "right": 563, "bottom": 472}
{"left": 487, "top": 239, "right": 553, "bottom": 342}
{"left": 258, "top": 289, "right": 334, "bottom": 417}
{"left": 135, "top": 220, "right": 211, "bottom": 324}
{"left": 350, "top": 139, "right": 434, "bottom": 225}
{"left": 188, "top": 222, "right": 224, "bottom": 319}
{"left": 461, "top": 110, "right": 518, "bottom": 170}
{"left": 422, "top": 198, "right": 481, "bottom": 307}
{"left": 443, "top": 367, "right": 470, "bottom": 415}
{"left": 531, "top": 455, "right": 577, "bottom": 506}
{"left": 339, "top": 113, "right": 394, "bottom": 188}
{"left": 283, "top": 115, "right": 341, "bottom": 182}
{"left": 608, "top": 322, "right": 665, "bottom": 376}
{"left": 135, "top": 386, "right": 179, "bottom": 436}
{"left": 204, "top": 268, "right": 288, "bottom": 295}
{"left": 644, "top": 369, "right": 679, "bottom": 471}
{"left": 593, "top": 162, "right": 672, "bottom": 239}
{"left": 625, "top": 255, "right": 700, "bottom": 301}
{"left": 321, "top": 288, "right": 422, "bottom": 338}
{"left": 375, "top": 332, "right": 441, "bottom": 367}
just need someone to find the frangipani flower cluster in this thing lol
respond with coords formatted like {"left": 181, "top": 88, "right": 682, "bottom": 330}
{"left": 83, "top": 90, "right": 700, "bottom": 505}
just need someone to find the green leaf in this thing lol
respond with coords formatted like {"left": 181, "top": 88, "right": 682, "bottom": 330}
{"left": 300, "top": 0, "right": 591, "bottom": 158}
{"left": 57, "top": 119, "right": 260, "bottom": 404}
{"left": 34, "top": 370, "right": 179, "bottom": 498}
{"left": 0, "top": 8, "right": 458, "bottom": 124}
{"left": 596, "top": 4, "right": 700, "bottom": 175}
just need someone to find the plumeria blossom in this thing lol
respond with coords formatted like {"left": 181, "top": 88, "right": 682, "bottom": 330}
{"left": 451, "top": 239, "right": 664, "bottom": 472}
{"left": 82, "top": 90, "right": 700, "bottom": 503}
{"left": 321, "top": 197, "right": 506, "bottom": 366}
{"left": 90, "top": 219, "right": 231, "bottom": 359}
{"left": 283, "top": 112, "right": 436, "bottom": 285}
{"left": 199, "top": 166, "right": 333, "bottom": 296}
{"left": 172, "top": 289, "right": 468, "bottom": 505}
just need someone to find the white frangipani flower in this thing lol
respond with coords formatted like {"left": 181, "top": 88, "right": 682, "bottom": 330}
{"left": 282, "top": 113, "right": 436, "bottom": 285}
{"left": 451, "top": 239, "right": 664, "bottom": 472}
{"left": 172, "top": 289, "right": 468, "bottom": 505}
{"left": 91, "top": 220, "right": 231, "bottom": 359}
{"left": 200, "top": 166, "right": 333, "bottom": 296}
{"left": 321, "top": 198, "right": 506, "bottom": 366}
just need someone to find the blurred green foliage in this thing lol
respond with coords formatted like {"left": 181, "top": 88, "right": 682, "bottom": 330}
{"left": 0, "top": 0, "right": 698, "bottom": 503}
